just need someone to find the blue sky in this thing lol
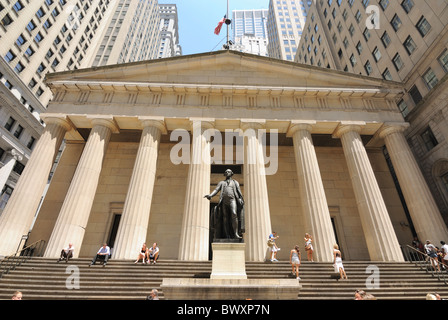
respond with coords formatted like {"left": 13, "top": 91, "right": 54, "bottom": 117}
{"left": 158, "top": 0, "right": 269, "bottom": 55}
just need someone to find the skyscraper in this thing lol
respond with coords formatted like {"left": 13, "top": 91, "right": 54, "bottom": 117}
{"left": 0, "top": 0, "right": 170, "bottom": 215}
{"left": 82, "top": 0, "right": 162, "bottom": 67}
{"left": 232, "top": 9, "right": 269, "bottom": 56}
{"left": 266, "top": 0, "right": 309, "bottom": 61}
{"left": 296, "top": 0, "right": 448, "bottom": 225}
{"left": 0, "top": 0, "right": 115, "bottom": 215}
{"left": 157, "top": 3, "right": 182, "bottom": 59}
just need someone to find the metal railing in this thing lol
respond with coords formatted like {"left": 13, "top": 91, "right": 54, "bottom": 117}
{"left": 402, "top": 244, "right": 448, "bottom": 285}
{"left": 0, "top": 240, "right": 46, "bottom": 279}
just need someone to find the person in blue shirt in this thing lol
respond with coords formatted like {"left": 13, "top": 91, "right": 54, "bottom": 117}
{"left": 89, "top": 243, "right": 111, "bottom": 267}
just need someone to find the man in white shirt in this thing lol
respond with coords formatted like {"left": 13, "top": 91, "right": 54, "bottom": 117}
{"left": 58, "top": 243, "right": 74, "bottom": 263}
{"left": 89, "top": 243, "right": 111, "bottom": 267}
{"left": 147, "top": 243, "right": 159, "bottom": 264}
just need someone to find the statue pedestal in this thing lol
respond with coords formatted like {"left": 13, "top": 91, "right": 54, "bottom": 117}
{"left": 211, "top": 242, "right": 247, "bottom": 279}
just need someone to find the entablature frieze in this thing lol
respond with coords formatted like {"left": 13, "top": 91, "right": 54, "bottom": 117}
{"left": 47, "top": 81, "right": 403, "bottom": 115}
{"left": 39, "top": 113, "right": 405, "bottom": 144}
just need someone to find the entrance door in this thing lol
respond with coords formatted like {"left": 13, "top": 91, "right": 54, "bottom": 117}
{"left": 331, "top": 217, "right": 344, "bottom": 260}
{"left": 107, "top": 214, "right": 121, "bottom": 255}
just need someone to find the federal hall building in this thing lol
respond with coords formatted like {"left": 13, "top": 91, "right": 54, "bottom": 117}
{"left": 0, "top": 50, "right": 447, "bottom": 263}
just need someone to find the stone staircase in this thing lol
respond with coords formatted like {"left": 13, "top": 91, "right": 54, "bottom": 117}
{"left": 0, "top": 257, "right": 447, "bottom": 300}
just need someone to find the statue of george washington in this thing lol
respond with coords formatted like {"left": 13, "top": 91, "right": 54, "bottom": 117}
{"left": 205, "top": 169, "right": 245, "bottom": 242}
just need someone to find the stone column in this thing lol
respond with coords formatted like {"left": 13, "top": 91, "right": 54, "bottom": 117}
{"left": 334, "top": 122, "right": 404, "bottom": 262}
{"left": 0, "top": 149, "right": 23, "bottom": 192}
{"left": 0, "top": 116, "right": 71, "bottom": 256}
{"left": 178, "top": 119, "right": 214, "bottom": 261}
{"left": 112, "top": 118, "right": 166, "bottom": 259}
{"left": 288, "top": 121, "right": 336, "bottom": 262}
{"left": 380, "top": 123, "right": 448, "bottom": 245}
{"left": 44, "top": 117, "right": 118, "bottom": 258}
{"left": 241, "top": 121, "right": 272, "bottom": 262}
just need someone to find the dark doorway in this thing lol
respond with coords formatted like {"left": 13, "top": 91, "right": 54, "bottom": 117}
{"left": 107, "top": 214, "right": 121, "bottom": 253}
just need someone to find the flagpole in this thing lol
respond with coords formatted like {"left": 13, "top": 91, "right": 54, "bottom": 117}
{"left": 226, "top": 0, "right": 229, "bottom": 49}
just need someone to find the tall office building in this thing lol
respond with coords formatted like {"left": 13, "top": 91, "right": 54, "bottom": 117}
{"left": 266, "top": 0, "right": 309, "bottom": 61}
{"left": 0, "top": 0, "right": 115, "bottom": 216}
{"left": 296, "top": 0, "right": 448, "bottom": 223}
{"left": 157, "top": 3, "right": 182, "bottom": 59}
{"left": 232, "top": 9, "right": 269, "bottom": 57}
{"left": 82, "top": 0, "right": 161, "bottom": 67}
{"left": 0, "top": 0, "right": 168, "bottom": 216}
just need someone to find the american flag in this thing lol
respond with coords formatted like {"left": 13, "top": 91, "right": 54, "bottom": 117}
{"left": 214, "top": 15, "right": 226, "bottom": 35}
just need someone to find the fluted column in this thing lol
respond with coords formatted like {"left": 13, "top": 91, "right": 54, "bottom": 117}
{"left": 0, "top": 116, "right": 71, "bottom": 256}
{"left": 112, "top": 118, "right": 166, "bottom": 259}
{"left": 0, "top": 149, "right": 23, "bottom": 192}
{"left": 178, "top": 119, "right": 214, "bottom": 261}
{"left": 380, "top": 123, "right": 448, "bottom": 245}
{"left": 334, "top": 122, "right": 403, "bottom": 261}
{"left": 288, "top": 121, "right": 336, "bottom": 262}
{"left": 44, "top": 117, "right": 118, "bottom": 258}
{"left": 242, "top": 121, "right": 272, "bottom": 262}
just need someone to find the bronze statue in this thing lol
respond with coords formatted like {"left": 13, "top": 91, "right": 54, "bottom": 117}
{"left": 205, "top": 169, "right": 245, "bottom": 241}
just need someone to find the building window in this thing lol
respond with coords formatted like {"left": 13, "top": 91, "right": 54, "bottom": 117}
{"left": 409, "top": 85, "right": 423, "bottom": 105}
{"left": 381, "top": 31, "right": 391, "bottom": 48}
{"left": 13, "top": 125, "right": 24, "bottom": 139}
{"left": 364, "top": 60, "right": 372, "bottom": 75}
{"left": 416, "top": 16, "right": 431, "bottom": 37}
{"left": 403, "top": 36, "right": 417, "bottom": 55}
{"left": 422, "top": 68, "right": 439, "bottom": 90}
{"left": 356, "top": 41, "right": 363, "bottom": 54}
{"left": 372, "top": 47, "right": 381, "bottom": 62}
{"left": 4, "top": 50, "right": 16, "bottom": 63}
{"left": 27, "top": 137, "right": 36, "bottom": 150}
{"left": 397, "top": 99, "right": 409, "bottom": 117}
{"left": 16, "top": 34, "right": 26, "bottom": 46}
{"left": 12, "top": 161, "right": 25, "bottom": 175}
{"left": 391, "top": 14, "right": 402, "bottom": 31}
{"left": 1, "top": 14, "right": 13, "bottom": 27}
{"left": 350, "top": 54, "right": 356, "bottom": 66}
{"left": 382, "top": 68, "right": 393, "bottom": 81}
{"left": 4, "top": 117, "right": 16, "bottom": 131}
{"left": 379, "top": 0, "right": 389, "bottom": 10}
{"left": 392, "top": 53, "right": 404, "bottom": 71}
{"left": 401, "top": 0, "right": 414, "bottom": 13}
{"left": 439, "top": 50, "right": 448, "bottom": 72}
{"left": 421, "top": 127, "right": 438, "bottom": 152}
{"left": 363, "top": 28, "right": 370, "bottom": 41}
{"left": 14, "top": 62, "right": 25, "bottom": 73}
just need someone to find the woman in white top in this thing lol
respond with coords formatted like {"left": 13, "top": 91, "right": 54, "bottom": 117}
{"left": 333, "top": 244, "right": 347, "bottom": 280}
{"left": 135, "top": 243, "right": 148, "bottom": 264}
{"left": 304, "top": 233, "right": 314, "bottom": 262}
{"left": 290, "top": 245, "right": 301, "bottom": 279}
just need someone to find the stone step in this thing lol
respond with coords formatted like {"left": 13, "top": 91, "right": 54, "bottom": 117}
{"left": 1, "top": 257, "right": 446, "bottom": 300}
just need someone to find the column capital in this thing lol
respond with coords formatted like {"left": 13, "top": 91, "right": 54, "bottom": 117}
{"left": 287, "top": 120, "right": 316, "bottom": 137}
{"left": 7, "top": 149, "right": 23, "bottom": 161}
{"left": 40, "top": 113, "right": 73, "bottom": 131}
{"left": 240, "top": 119, "right": 266, "bottom": 131}
{"left": 138, "top": 117, "right": 167, "bottom": 134}
{"left": 332, "top": 121, "right": 366, "bottom": 138}
{"left": 88, "top": 116, "right": 119, "bottom": 133}
{"left": 189, "top": 118, "right": 215, "bottom": 131}
{"left": 378, "top": 122, "right": 410, "bottom": 139}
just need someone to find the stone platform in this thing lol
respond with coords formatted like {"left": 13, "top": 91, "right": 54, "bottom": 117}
{"left": 160, "top": 278, "right": 302, "bottom": 300}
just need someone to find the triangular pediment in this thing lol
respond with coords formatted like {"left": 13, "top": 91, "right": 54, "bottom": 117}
{"left": 45, "top": 50, "right": 403, "bottom": 95}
